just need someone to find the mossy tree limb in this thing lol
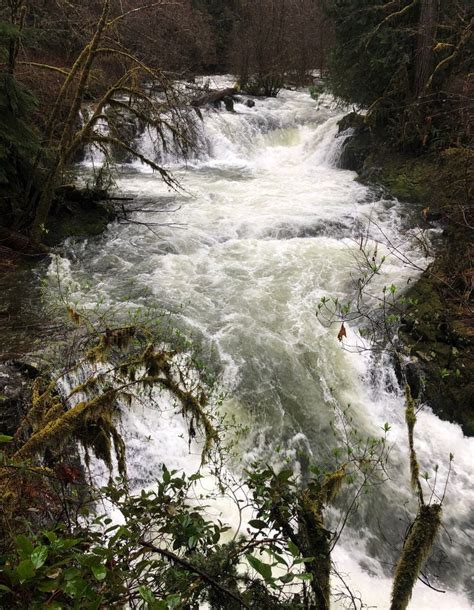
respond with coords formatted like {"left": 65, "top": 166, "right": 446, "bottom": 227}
{"left": 404, "top": 384, "right": 424, "bottom": 505}
{"left": 390, "top": 503, "right": 442, "bottom": 610}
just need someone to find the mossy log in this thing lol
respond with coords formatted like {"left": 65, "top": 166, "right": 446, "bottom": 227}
{"left": 391, "top": 503, "right": 442, "bottom": 610}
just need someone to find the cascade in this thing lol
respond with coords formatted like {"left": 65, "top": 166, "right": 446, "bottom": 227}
{"left": 50, "top": 79, "right": 473, "bottom": 608}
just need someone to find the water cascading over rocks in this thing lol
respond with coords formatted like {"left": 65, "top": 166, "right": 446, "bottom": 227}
{"left": 49, "top": 79, "right": 473, "bottom": 609}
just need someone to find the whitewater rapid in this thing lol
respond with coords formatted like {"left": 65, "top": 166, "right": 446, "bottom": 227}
{"left": 50, "top": 81, "right": 473, "bottom": 609}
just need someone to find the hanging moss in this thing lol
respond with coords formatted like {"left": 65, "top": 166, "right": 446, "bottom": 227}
{"left": 391, "top": 503, "right": 442, "bottom": 610}
{"left": 5, "top": 320, "right": 218, "bottom": 525}
{"left": 319, "top": 467, "right": 346, "bottom": 505}
{"left": 13, "top": 391, "right": 117, "bottom": 463}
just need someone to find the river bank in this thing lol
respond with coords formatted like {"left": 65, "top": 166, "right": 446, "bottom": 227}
{"left": 339, "top": 114, "right": 473, "bottom": 436}
{"left": 0, "top": 186, "right": 119, "bottom": 440}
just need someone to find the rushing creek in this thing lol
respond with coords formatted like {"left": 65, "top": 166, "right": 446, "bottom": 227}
{"left": 49, "top": 79, "right": 472, "bottom": 608}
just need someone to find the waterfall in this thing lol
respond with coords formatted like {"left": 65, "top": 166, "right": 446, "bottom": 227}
{"left": 49, "top": 81, "right": 473, "bottom": 609}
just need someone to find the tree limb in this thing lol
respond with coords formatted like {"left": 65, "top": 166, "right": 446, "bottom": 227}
{"left": 139, "top": 539, "right": 249, "bottom": 608}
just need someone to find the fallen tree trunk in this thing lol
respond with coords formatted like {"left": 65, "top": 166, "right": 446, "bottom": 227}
{"left": 191, "top": 87, "right": 238, "bottom": 108}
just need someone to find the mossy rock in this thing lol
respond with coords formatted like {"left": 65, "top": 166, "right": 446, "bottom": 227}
{"left": 338, "top": 113, "right": 372, "bottom": 172}
{"left": 399, "top": 274, "right": 473, "bottom": 436}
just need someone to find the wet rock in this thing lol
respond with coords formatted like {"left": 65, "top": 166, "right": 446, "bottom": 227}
{"left": 405, "top": 361, "right": 422, "bottom": 399}
{"left": 223, "top": 96, "right": 234, "bottom": 112}
{"left": 399, "top": 275, "right": 473, "bottom": 436}
{"left": 337, "top": 112, "right": 365, "bottom": 134}
{"left": 337, "top": 113, "right": 372, "bottom": 172}
{"left": 245, "top": 99, "right": 255, "bottom": 108}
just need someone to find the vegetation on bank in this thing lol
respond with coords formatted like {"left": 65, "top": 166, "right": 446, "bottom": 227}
{"left": 337, "top": 114, "right": 473, "bottom": 435}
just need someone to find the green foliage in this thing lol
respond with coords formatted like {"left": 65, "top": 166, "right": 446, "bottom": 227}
{"left": 0, "top": 466, "right": 328, "bottom": 609}
{"left": 0, "top": 16, "right": 39, "bottom": 219}
{"left": 325, "top": 0, "right": 413, "bottom": 107}
{"left": 0, "top": 297, "right": 452, "bottom": 608}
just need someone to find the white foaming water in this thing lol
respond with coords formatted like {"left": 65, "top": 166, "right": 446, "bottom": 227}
{"left": 51, "top": 83, "right": 473, "bottom": 608}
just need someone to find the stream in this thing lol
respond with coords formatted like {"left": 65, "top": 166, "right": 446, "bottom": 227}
{"left": 48, "top": 80, "right": 473, "bottom": 609}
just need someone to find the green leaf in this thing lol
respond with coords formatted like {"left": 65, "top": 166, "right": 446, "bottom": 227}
{"left": 293, "top": 556, "right": 315, "bottom": 564}
{"left": 31, "top": 545, "right": 48, "bottom": 569}
{"left": 166, "top": 594, "right": 183, "bottom": 608}
{"left": 64, "top": 567, "right": 81, "bottom": 581}
{"left": 287, "top": 540, "right": 300, "bottom": 557}
{"left": 0, "top": 584, "right": 12, "bottom": 592}
{"left": 277, "top": 469, "right": 293, "bottom": 482}
{"left": 43, "top": 531, "right": 57, "bottom": 544}
{"left": 91, "top": 564, "right": 107, "bottom": 581}
{"left": 63, "top": 577, "right": 88, "bottom": 598}
{"left": 37, "top": 579, "right": 59, "bottom": 593}
{"left": 15, "top": 534, "right": 34, "bottom": 558}
{"left": 139, "top": 585, "right": 156, "bottom": 604}
{"left": 296, "top": 572, "right": 313, "bottom": 581}
{"left": 16, "top": 559, "right": 36, "bottom": 583}
{"left": 248, "top": 519, "right": 267, "bottom": 530}
{"left": 246, "top": 554, "right": 272, "bottom": 581}
{"left": 0, "top": 434, "right": 13, "bottom": 443}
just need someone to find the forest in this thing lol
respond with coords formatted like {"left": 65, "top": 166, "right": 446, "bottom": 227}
{"left": 0, "top": 1, "right": 472, "bottom": 609}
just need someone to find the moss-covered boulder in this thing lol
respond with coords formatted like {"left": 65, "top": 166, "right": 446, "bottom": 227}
{"left": 337, "top": 113, "right": 372, "bottom": 172}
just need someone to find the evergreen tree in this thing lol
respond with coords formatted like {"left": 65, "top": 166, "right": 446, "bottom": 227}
{"left": 325, "top": 0, "right": 473, "bottom": 150}
{"left": 0, "top": 20, "right": 39, "bottom": 229}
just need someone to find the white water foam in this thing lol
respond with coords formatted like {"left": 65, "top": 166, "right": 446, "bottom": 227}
{"left": 51, "top": 85, "right": 473, "bottom": 608}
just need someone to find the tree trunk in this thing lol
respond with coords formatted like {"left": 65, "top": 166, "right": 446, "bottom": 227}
{"left": 298, "top": 497, "right": 331, "bottom": 610}
{"left": 414, "top": 0, "right": 439, "bottom": 97}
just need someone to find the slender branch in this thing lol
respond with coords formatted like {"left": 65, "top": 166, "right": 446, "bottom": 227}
{"left": 17, "top": 61, "right": 70, "bottom": 76}
{"left": 139, "top": 539, "right": 249, "bottom": 608}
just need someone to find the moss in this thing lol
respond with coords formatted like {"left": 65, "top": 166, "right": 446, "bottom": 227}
{"left": 361, "top": 153, "right": 436, "bottom": 203}
{"left": 391, "top": 504, "right": 442, "bottom": 610}
{"left": 400, "top": 273, "right": 474, "bottom": 436}
{"left": 404, "top": 385, "right": 423, "bottom": 502}
{"left": 319, "top": 467, "right": 345, "bottom": 505}
{"left": 298, "top": 490, "right": 331, "bottom": 610}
